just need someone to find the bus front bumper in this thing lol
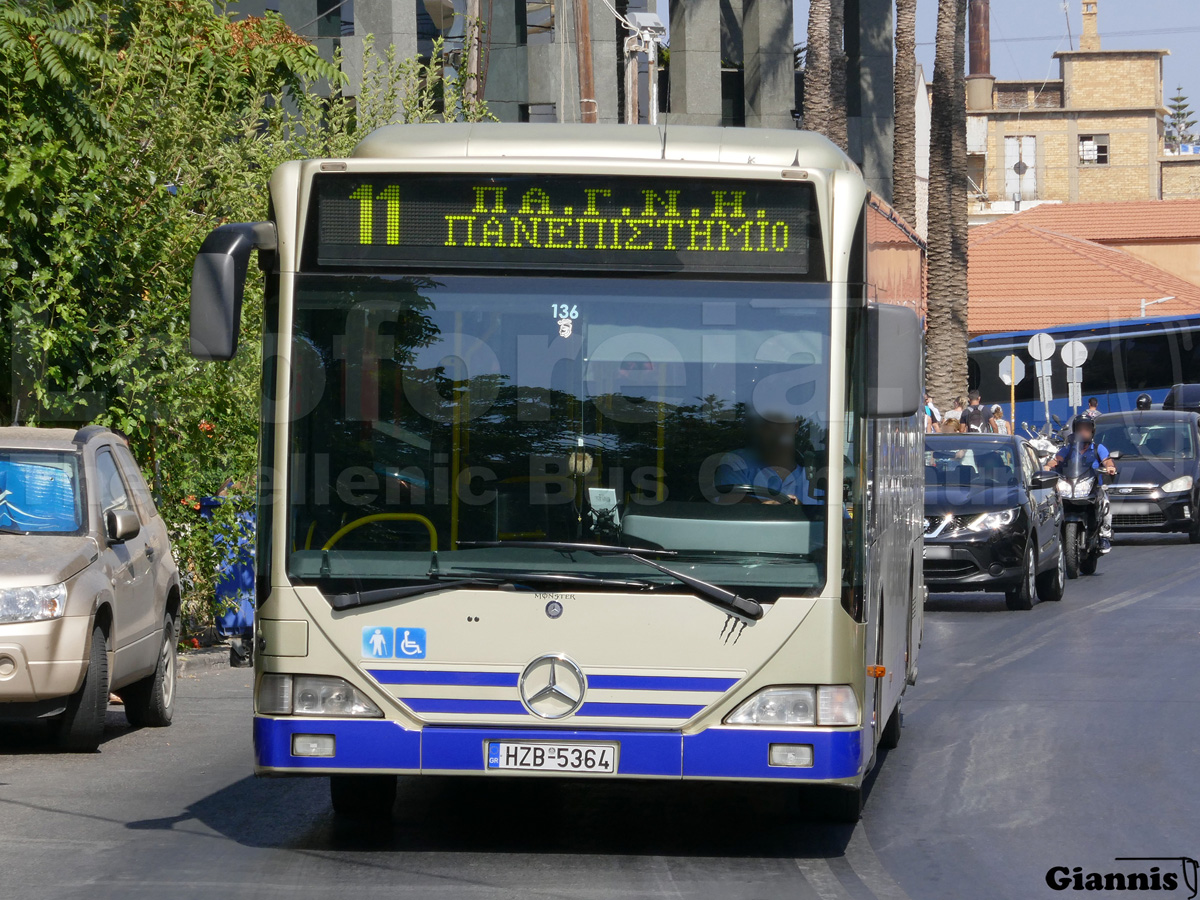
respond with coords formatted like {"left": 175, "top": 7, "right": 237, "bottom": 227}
{"left": 253, "top": 716, "right": 864, "bottom": 783}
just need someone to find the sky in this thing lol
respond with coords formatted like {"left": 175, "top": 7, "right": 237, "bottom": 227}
{"left": 789, "top": 0, "right": 1200, "bottom": 108}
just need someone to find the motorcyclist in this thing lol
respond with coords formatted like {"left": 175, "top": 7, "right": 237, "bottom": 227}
{"left": 1047, "top": 416, "right": 1116, "bottom": 553}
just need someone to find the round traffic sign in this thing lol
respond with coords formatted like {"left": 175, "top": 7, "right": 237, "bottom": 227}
{"left": 1060, "top": 340, "right": 1088, "bottom": 368}
{"left": 999, "top": 355, "right": 1026, "bottom": 386}
{"left": 1027, "top": 332, "right": 1055, "bottom": 361}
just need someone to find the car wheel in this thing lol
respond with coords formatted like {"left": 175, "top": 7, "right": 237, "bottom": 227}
{"left": 57, "top": 623, "right": 108, "bottom": 752}
{"left": 1063, "top": 522, "right": 1081, "bottom": 579}
{"left": 330, "top": 774, "right": 397, "bottom": 821}
{"left": 879, "top": 698, "right": 903, "bottom": 750}
{"left": 1005, "top": 541, "right": 1036, "bottom": 610}
{"left": 1036, "top": 540, "right": 1067, "bottom": 602}
{"left": 121, "top": 612, "right": 178, "bottom": 728}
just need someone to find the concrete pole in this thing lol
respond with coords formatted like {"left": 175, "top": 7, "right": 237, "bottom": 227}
{"left": 647, "top": 40, "right": 659, "bottom": 125}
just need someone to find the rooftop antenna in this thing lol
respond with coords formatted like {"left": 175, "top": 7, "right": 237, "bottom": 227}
{"left": 1062, "top": 2, "right": 1074, "bottom": 50}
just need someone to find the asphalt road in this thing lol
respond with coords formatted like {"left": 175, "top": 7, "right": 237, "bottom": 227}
{"left": 2, "top": 533, "right": 1198, "bottom": 900}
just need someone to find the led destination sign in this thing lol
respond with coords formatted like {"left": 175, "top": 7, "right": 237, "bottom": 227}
{"left": 313, "top": 174, "right": 822, "bottom": 276}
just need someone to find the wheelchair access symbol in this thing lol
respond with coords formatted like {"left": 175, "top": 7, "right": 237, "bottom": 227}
{"left": 396, "top": 628, "right": 426, "bottom": 659}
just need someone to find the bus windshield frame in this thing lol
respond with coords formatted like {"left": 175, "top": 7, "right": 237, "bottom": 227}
{"left": 283, "top": 272, "right": 841, "bottom": 602}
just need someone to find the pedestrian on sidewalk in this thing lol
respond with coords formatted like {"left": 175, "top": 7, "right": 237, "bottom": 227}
{"left": 944, "top": 396, "right": 966, "bottom": 425}
{"left": 990, "top": 404, "right": 1011, "bottom": 435}
{"left": 961, "top": 391, "right": 993, "bottom": 433}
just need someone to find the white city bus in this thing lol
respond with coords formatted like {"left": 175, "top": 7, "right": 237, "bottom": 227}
{"left": 189, "top": 124, "right": 926, "bottom": 821}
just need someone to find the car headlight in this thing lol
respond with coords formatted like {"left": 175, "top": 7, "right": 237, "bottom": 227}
{"left": 966, "top": 508, "right": 1019, "bottom": 532}
{"left": 725, "top": 686, "right": 859, "bottom": 727}
{"left": 1057, "top": 477, "right": 1095, "bottom": 499}
{"left": 1162, "top": 475, "right": 1194, "bottom": 493}
{"left": 257, "top": 673, "right": 382, "bottom": 717}
{"left": 0, "top": 583, "right": 67, "bottom": 624}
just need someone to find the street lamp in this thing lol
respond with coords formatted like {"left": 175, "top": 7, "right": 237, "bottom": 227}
{"left": 1141, "top": 296, "right": 1174, "bottom": 317}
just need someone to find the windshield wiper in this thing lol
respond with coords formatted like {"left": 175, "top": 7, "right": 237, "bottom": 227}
{"left": 325, "top": 579, "right": 481, "bottom": 611}
{"left": 324, "top": 572, "right": 654, "bottom": 611}
{"left": 461, "top": 540, "right": 764, "bottom": 622}
{"left": 0, "top": 526, "right": 30, "bottom": 535}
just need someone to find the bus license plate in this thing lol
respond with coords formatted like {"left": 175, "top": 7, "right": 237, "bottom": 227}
{"left": 486, "top": 741, "right": 618, "bottom": 773}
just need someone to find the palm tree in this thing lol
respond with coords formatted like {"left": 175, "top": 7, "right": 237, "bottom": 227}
{"left": 926, "top": 0, "right": 969, "bottom": 403}
{"left": 828, "top": 0, "right": 848, "bottom": 151}
{"left": 892, "top": 0, "right": 918, "bottom": 226}
{"left": 804, "top": 0, "right": 832, "bottom": 137}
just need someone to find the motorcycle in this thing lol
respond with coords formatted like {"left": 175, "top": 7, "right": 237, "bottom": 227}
{"left": 1056, "top": 440, "right": 1108, "bottom": 579}
{"left": 1022, "top": 421, "right": 1062, "bottom": 467}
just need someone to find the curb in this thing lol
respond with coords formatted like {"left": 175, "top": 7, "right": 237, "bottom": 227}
{"left": 179, "top": 646, "right": 230, "bottom": 675}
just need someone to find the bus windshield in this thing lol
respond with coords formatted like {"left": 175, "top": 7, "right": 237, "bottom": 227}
{"left": 286, "top": 274, "right": 835, "bottom": 597}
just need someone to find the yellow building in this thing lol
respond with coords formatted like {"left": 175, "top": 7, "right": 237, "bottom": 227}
{"left": 966, "top": 0, "right": 1200, "bottom": 224}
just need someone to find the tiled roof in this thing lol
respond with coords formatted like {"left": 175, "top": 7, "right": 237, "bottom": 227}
{"left": 977, "top": 200, "right": 1200, "bottom": 243}
{"left": 968, "top": 217, "right": 1200, "bottom": 335}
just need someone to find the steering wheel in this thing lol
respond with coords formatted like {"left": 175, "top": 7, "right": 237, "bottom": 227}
{"left": 716, "top": 483, "right": 795, "bottom": 503}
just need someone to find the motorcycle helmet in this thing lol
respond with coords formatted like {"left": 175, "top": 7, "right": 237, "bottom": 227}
{"left": 1136, "top": 392, "right": 1152, "bottom": 410}
{"left": 1072, "top": 415, "right": 1096, "bottom": 437}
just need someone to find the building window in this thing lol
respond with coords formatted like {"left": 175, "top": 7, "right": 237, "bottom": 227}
{"left": 1079, "top": 134, "right": 1110, "bottom": 166}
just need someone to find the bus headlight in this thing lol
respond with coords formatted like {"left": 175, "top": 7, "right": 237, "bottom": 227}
{"left": 726, "top": 685, "right": 861, "bottom": 727}
{"left": 1162, "top": 475, "right": 1193, "bottom": 493}
{"left": 257, "top": 674, "right": 382, "bottom": 717}
{"left": 726, "top": 687, "right": 816, "bottom": 726}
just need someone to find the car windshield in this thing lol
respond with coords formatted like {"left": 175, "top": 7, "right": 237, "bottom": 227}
{"left": 1094, "top": 422, "right": 1196, "bottom": 459}
{"left": 285, "top": 274, "right": 836, "bottom": 596}
{"left": 0, "top": 450, "right": 84, "bottom": 534}
{"left": 924, "top": 440, "right": 1019, "bottom": 488}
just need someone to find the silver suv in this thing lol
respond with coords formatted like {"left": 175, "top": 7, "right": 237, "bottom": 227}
{"left": 0, "top": 425, "right": 181, "bottom": 750}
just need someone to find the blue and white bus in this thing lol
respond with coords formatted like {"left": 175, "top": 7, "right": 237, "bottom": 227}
{"left": 188, "top": 123, "right": 926, "bottom": 823}
{"left": 969, "top": 314, "right": 1200, "bottom": 427}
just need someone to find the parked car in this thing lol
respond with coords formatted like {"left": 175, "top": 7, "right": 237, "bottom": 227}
{"left": 0, "top": 425, "right": 181, "bottom": 750}
{"left": 1092, "top": 410, "right": 1200, "bottom": 542}
{"left": 924, "top": 434, "right": 1065, "bottom": 610}
{"left": 1161, "top": 383, "right": 1200, "bottom": 415}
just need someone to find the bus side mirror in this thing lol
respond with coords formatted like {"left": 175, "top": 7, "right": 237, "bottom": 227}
{"left": 866, "top": 303, "right": 922, "bottom": 418}
{"left": 190, "top": 222, "right": 277, "bottom": 361}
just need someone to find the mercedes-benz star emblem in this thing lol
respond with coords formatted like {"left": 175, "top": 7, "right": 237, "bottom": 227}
{"left": 545, "top": 600, "right": 563, "bottom": 619}
{"left": 519, "top": 653, "right": 586, "bottom": 719}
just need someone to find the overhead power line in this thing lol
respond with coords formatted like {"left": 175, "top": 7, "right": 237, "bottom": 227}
{"left": 917, "top": 25, "right": 1200, "bottom": 47}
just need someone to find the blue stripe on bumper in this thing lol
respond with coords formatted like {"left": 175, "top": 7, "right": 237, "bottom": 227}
{"left": 424, "top": 726, "right": 683, "bottom": 776}
{"left": 255, "top": 717, "right": 863, "bottom": 780}
{"left": 586, "top": 674, "right": 740, "bottom": 692}
{"left": 682, "top": 728, "right": 863, "bottom": 780}
{"left": 254, "top": 717, "right": 420, "bottom": 770}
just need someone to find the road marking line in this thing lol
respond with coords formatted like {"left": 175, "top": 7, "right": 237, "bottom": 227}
{"left": 843, "top": 826, "right": 914, "bottom": 900}
{"left": 795, "top": 857, "right": 856, "bottom": 900}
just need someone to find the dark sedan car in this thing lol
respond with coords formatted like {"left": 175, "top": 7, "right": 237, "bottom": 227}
{"left": 924, "top": 434, "right": 1065, "bottom": 610}
{"left": 1092, "top": 410, "right": 1200, "bottom": 541}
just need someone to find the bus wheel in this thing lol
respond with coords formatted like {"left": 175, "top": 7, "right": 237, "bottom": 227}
{"left": 811, "top": 785, "right": 863, "bottom": 823}
{"left": 879, "top": 699, "right": 903, "bottom": 750}
{"left": 330, "top": 774, "right": 397, "bottom": 821}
